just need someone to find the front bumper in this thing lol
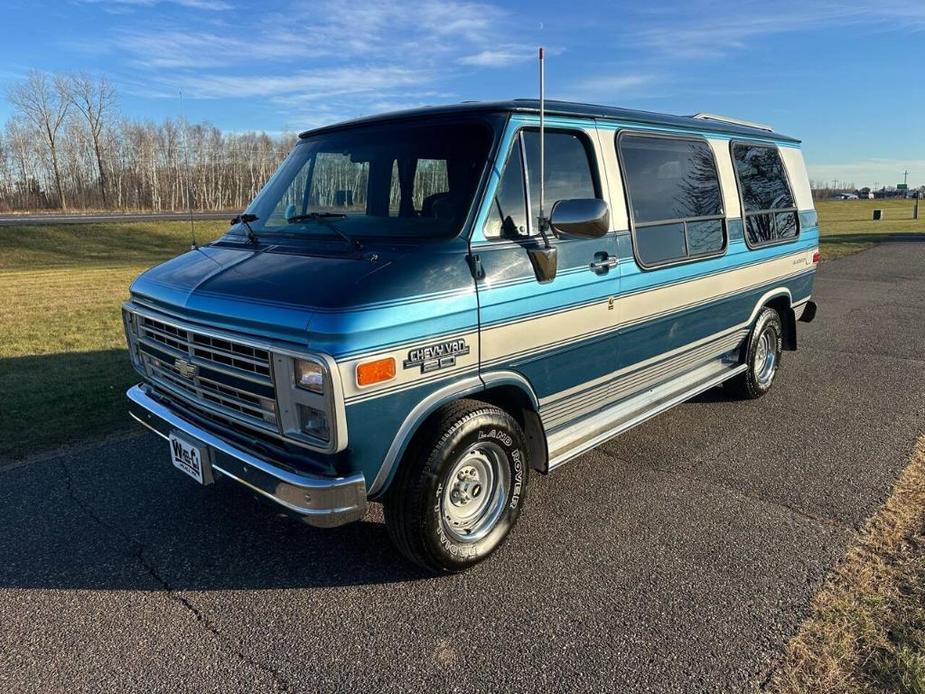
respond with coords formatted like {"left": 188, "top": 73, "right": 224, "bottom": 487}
{"left": 127, "top": 385, "right": 367, "bottom": 527}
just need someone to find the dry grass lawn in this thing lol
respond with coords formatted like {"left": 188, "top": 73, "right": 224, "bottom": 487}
{"left": 0, "top": 220, "right": 226, "bottom": 460}
{"left": 769, "top": 437, "right": 925, "bottom": 693}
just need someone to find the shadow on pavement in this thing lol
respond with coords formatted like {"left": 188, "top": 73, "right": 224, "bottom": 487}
{"left": 0, "top": 433, "right": 434, "bottom": 590}
{"left": 1, "top": 376, "right": 751, "bottom": 592}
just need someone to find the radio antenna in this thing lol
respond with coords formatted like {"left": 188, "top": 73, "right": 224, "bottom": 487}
{"left": 537, "top": 47, "right": 551, "bottom": 248}
{"left": 179, "top": 90, "right": 197, "bottom": 249}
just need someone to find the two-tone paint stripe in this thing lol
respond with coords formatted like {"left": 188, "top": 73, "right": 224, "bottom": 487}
{"left": 479, "top": 247, "right": 817, "bottom": 370}
{"left": 335, "top": 247, "right": 816, "bottom": 407}
{"left": 339, "top": 329, "right": 481, "bottom": 405}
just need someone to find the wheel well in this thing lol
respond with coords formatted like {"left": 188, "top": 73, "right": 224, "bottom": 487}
{"left": 765, "top": 295, "right": 797, "bottom": 350}
{"left": 473, "top": 385, "right": 549, "bottom": 474}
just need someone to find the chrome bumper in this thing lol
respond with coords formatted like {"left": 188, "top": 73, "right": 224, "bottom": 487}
{"left": 127, "top": 385, "right": 367, "bottom": 528}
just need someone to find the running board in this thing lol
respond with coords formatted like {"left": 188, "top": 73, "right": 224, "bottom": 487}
{"left": 547, "top": 359, "right": 747, "bottom": 470}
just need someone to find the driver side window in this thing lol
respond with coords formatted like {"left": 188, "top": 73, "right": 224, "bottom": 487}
{"left": 484, "top": 137, "right": 529, "bottom": 239}
{"left": 484, "top": 129, "right": 599, "bottom": 240}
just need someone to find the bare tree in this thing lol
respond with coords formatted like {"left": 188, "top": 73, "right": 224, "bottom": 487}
{"left": 60, "top": 73, "right": 115, "bottom": 206}
{"left": 4, "top": 118, "right": 42, "bottom": 209}
{"left": 8, "top": 71, "right": 70, "bottom": 209}
{"left": 1, "top": 69, "right": 300, "bottom": 213}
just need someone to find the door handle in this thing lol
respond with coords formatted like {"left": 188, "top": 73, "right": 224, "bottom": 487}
{"left": 590, "top": 253, "right": 618, "bottom": 273}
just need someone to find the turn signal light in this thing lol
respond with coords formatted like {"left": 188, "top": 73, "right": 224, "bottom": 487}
{"left": 812, "top": 251, "right": 820, "bottom": 264}
{"left": 356, "top": 357, "right": 396, "bottom": 387}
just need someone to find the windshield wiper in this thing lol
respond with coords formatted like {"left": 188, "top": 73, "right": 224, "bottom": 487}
{"left": 230, "top": 213, "right": 259, "bottom": 244}
{"left": 287, "top": 212, "right": 362, "bottom": 250}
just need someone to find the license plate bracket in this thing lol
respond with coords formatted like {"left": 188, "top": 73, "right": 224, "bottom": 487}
{"left": 168, "top": 431, "right": 215, "bottom": 486}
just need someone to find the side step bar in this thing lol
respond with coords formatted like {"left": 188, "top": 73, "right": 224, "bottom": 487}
{"left": 546, "top": 359, "right": 747, "bottom": 470}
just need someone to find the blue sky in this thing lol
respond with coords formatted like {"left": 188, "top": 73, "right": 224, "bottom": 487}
{"left": 1, "top": 0, "right": 923, "bottom": 187}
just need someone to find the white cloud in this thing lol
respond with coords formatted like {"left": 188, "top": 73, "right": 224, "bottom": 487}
{"left": 78, "top": 0, "right": 232, "bottom": 10}
{"left": 81, "top": 0, "right": 538, "bottom": 126}
{"left": 631, "top": 1, "right": 925, "bottom": 60}
{"left": 111, "top": 29, "right": 330, "bottom": 69}
{"left": 559, "top": 73, "right": 656, "bottom": 103}
{"left": 459, "top": 48, "right": 534, "bottom": 67}
{"left": 166, "top": 66, "right": 430, "bottom": 100}
{"left": 574, "top": 74, "right": 654, "bottom": 92}
{"left": 75, "top": 0, "right": 533, "bottom": 116}
{"left": 106, "top": 0, "right": 514, "bottom": 71}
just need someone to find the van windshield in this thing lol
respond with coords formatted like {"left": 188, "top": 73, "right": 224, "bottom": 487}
{"left": 242, "top": 120, "right": 494, "bottom": 241}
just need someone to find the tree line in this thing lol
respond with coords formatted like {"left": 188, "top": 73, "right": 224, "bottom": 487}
{"left": 0, "top": 70, "right": 295, "bottom": 213}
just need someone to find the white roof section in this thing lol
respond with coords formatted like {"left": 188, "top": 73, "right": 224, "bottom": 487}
{"left": 692, "top": 112, "right": 775, "bottom": 133}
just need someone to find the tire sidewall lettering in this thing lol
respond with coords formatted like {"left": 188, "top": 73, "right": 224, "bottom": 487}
{"left": 426, "top": 419, "right": 526, "bottom": 565}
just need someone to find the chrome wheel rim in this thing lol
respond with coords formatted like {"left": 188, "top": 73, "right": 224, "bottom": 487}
{"left": 754, "top": 328, "right": 777, "bottom": 386}
{"left": 441, "top": 441, "right": 510, "bottom": 543}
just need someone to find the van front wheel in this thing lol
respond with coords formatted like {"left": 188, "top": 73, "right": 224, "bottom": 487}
{"left": 725, "top": 306, "right": 783, "bottom": 400}
{"left": 383, "top": 399, "right": 529, "bottom": 573}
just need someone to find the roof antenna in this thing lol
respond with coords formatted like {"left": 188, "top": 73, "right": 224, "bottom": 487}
{"left": 526, "top": 46, "right": 558, "bottom": 283}
{"left": 538, "top": 46, "right": 550, "bottom": 246}
{"left": 179, "top": 90, "right": 197, "bottom": 250}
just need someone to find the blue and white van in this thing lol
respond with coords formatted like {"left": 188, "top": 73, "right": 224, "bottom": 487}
{"left": 123, "top": 100, "right": 819, "bottom": 572}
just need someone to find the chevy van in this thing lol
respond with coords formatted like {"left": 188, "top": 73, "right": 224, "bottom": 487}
{"left": 124, "top": 100, "right": 818, "bottom": 572}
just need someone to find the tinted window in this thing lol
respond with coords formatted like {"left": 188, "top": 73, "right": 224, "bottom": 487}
{"left": 523, "top": 130, "right": 597, "bottom": 224}
{"left": 687, "top": 219, "right": 725, "bottom": 255}
{"left": 618, "top": 134, "right": 726, "bottom": 266}
{"left": 484, "top": 138, "right": 528, "bottom": 239}
{"left": 635, "top": 222, "right": 686, "bottom": 265}
{"left": 745, "top": 210, "right": 799, "bottom": 246}
{"left": 620, "top": 135, "right": 723, "bottom": 223}
{"left": 732, "top": 144, "right": 794, "bottom": 212}
{"left": 413, "top": 159, "right": 449, "bottom": 211}
{"left": 245, "top": 121, "right": 491, "bottom": 240}
{"left": 485, "top": 130, "right": 598, "bottom": 240}
{"left": 731, "top": 143, "right": 798, "bottom": 246}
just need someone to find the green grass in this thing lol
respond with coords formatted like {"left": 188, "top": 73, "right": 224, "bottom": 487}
{"left": 0, "top": 201, "right": 923, "bottom": 460}
{"left": 816, "top": 199, "right": 925, "bottom": 261}
{"left": 0, "top": 220, "right": 226, "bottom": 461}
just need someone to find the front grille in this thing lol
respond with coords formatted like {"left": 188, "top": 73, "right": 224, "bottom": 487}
{"left": 135, "top": 314, "right": 279, "bottom": 433}
{"left": 139, "top": 316, "right": 272, "bottom": 381}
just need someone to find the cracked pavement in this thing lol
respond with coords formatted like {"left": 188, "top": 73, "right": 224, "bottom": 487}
{"left": 2, "top": 239, "right": 924, "bottom": 693}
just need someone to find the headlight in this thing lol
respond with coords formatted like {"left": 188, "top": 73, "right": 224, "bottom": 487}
{"left": 294, "top": 359, "right": 325, "bottom": 394}
{"left": 122, "top": 308, "right": 143, "bottom": 371}
{"left": 298, "top": 404, "right": 330, "bottom": 442}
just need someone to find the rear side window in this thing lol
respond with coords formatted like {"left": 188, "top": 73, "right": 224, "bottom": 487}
{"left": 484, "top": 129, "right": 599, "bottom": 239}
{"left": 731, "top": 143, "right": 799, "bottom": 247}
{"left": 618, "top": 133, "right": 726, "bottom": 267}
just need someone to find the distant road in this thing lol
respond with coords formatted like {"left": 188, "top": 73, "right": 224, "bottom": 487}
{"left": 0, "top": 211, "right": 233, "bottom": 226}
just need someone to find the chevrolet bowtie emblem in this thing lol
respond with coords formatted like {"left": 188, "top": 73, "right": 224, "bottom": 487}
{"left": 174, "top": 358, "right": 198, "bottom": 379}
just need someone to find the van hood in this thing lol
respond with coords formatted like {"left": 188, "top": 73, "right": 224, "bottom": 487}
{"left": 130, "top": 243, "right": 390, "bottom": 344}
{"left": 129, "top": 238, "right": 473, "bottom": 348}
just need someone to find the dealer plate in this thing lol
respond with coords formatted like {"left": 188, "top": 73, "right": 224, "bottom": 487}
{"left": 168, "top": 431, "right": 214, "bottom": 485}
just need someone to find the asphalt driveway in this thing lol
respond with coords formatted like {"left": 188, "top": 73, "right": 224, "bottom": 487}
{"left": 2, "top": 239, "right": 924, "bottom": 693}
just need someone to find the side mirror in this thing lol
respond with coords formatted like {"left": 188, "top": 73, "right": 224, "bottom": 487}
{"left": 527, "top": 245, "right": 558, "bottom": 284}
{"left": 550, "top": 199, "right": 610, "bottom": 239}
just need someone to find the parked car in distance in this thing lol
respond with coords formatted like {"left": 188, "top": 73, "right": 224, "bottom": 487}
{"left": 123, "top": 100, "right": 819, "bottom": 572}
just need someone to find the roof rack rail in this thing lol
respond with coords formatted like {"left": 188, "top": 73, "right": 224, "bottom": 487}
{"left": 691, "top": 112, "right": 774, "bottom": 132}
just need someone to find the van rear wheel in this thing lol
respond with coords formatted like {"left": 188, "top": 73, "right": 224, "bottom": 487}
{"left": 383, "top": 399, "right": 529, "bottom": 573}
{"left": 725, "top": 306, "right": 783, "bottom": 399}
